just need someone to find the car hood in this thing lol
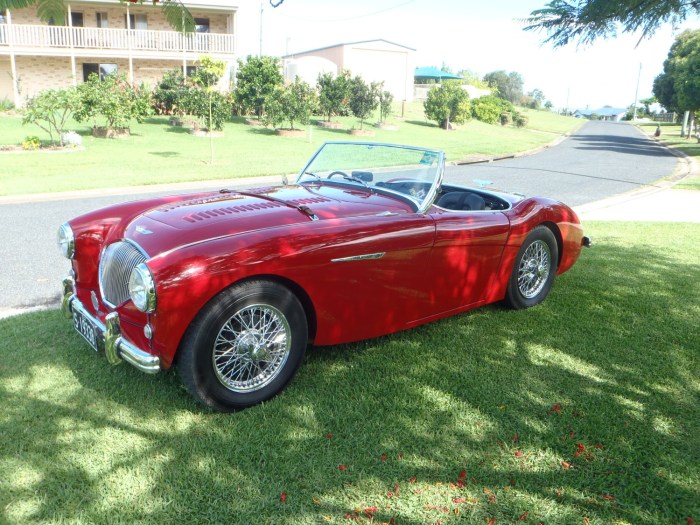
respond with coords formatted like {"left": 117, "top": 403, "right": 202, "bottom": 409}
{"left": 124, "top": 184, "right": 412, "bottom": 257}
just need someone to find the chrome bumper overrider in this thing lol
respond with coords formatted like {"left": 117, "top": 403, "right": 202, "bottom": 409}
{"left": 62, "top": 277, "right": 161, "bottom": 374}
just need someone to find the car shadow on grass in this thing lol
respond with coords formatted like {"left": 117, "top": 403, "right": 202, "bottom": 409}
{"left": 0, "top": 224, "right": 698, "bottom": 524}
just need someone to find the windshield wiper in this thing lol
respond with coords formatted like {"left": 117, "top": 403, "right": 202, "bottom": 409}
{"left": 303, "top": 171, "right": 321, "bottom": 182}
{"left": 340, "top": 174, "right": 370, "bottom": 188}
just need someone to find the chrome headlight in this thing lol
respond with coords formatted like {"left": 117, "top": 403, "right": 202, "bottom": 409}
{"left": 57, "top": 222, "right": 75, "bottom": 259}
{"left": 128, "top": 263, "right": 157, "bottom": 313}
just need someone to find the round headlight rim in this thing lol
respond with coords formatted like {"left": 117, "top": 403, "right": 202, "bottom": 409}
{"left": 57, "top": 222, "right": 75, "bottom": 259}
{"left": 128, "top": 262, "right": 157, "bottom": 313}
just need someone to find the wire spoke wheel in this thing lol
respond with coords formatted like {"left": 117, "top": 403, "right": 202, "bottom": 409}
{"left": 517, "top": 240, "right": 551, "bottom": 299}
{"left": 212, "top": 304, "right": 291, "bottom": 393}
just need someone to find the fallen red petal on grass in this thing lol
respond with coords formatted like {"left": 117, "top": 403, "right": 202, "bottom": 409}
{"left": 381, "top": 454, "right": 388, "bottom": 461}
{"left": 409, "top": 475, "right": 417, "bottom": 484}
{"left": 487, "top": 518, "right": 496, "bottom": 525}
{"left": 363, "top": 506, "right": 378, "bottom": 517}
{"left": 576, "top": 443, "right": 586, "bottom": 452}
{"left": 515, "top": 451, "right": 524, "bottom": 457}
{"left": 601, "top": 494, "right": 616, "bottom": 500}
{"left": 561, "top": 461, "right": 572, "bottom": 470}
{"left": 459, "top": 469, "right": 467, "bottom": 480}
{"left": 338, "top": 464, "right": 347, "bottom": 471}
{"left": 456, "top": 480, "right": 465, "bottom": 488}
{"left": 395, "top": 484, "right": 400, "bottom": 496}
{"left": 519, "top": 512, "right": 528, "bottom": 520}
{"left": 389, "top": 518, "right": 395, "bottom": 525}
{"left": 595, "top": 443, "right": 604, "bottom": 449}
{"left": 488, "top": 493, "right": 496, "bottom": 504}
{"left": 397, "top": 453, "right": 404, "bottom": 459}
{"left": 453, "top": 497, "right": 466, "bottom": 504}
{"left": 387, "top": 491, "right": 394, "bottom": 498}
{"left": 512, "top": 433, "right": 520, "bottom": 442}
{"left": 324, "top": 433, "right": 332, "bottom": 439}
{"left": 688, "top": 518, "right": 694, "bottom": 525}
{"left": 279, "top": 492, "right": 287, "bottom": 503}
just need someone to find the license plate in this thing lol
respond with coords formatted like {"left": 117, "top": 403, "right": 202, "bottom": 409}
{"left": 73, "top": 307, "right": 100, "bottom": 352}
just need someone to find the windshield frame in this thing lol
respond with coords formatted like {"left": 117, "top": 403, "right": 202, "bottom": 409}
{"left": 297, "top": 141, "right": 445, "bottom": 214}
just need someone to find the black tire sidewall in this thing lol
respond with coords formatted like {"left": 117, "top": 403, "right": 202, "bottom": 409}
{"left": 505, "top": 226, "right": 559, "bottom": 309}
{"left": 179, "top": 281, "right": 307, "bottom": 411}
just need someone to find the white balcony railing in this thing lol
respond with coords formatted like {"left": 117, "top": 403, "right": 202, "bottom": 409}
{"left": 0, "top": 24, "right": 234, "bottom": 54}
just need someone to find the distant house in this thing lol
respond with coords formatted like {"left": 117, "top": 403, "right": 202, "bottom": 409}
{"left": 0, "top": 0, "right": 238, "bottom": 107}
{"left": 574, "top": 107, "right": 627, "bottom": 121}
{"left": 283, "top": 39, "right": 416, "bottom": 102}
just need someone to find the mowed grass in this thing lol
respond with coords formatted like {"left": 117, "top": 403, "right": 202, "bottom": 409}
{"left": 1, "top": 222, "right": 698, "bottom": 525}
{"left": 638, "top": 122, "right": 700, "bottom": 190}
{"left": 0, "top": 104, "right": 582, "bottom": 196}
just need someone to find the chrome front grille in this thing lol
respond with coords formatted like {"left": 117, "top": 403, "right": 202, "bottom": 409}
{"left": 99, "top": 241, "right": 148, "bottom": 307}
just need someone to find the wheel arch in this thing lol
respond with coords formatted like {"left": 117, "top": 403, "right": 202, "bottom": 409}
{"left": 540, "top": 220, "right": 564, "bottom": 267}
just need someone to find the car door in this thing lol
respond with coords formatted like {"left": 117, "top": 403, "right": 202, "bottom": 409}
{"left": 426, "top": 206, "right": 510, "bottom": 314}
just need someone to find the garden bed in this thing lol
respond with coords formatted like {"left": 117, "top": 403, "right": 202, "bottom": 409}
{"left": 315, "top": 120, "right": 344, "bottom": 129}
{"left": 92, "top": 126, "right": 130, "bottom": 139}
{"left": 275, "top": 128, "right": 305, "bottom": 138}
{"left": 348, "top": 129, "right": 375, "bottom": 137}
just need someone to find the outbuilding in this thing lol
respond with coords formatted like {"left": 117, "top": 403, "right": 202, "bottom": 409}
{"left": 282, "top": 39, "right": 416, "bottom": 102}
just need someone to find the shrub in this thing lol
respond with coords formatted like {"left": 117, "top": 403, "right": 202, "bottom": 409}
{"left": 0, "top": 97, "right": 14, "bottom": 112}
{"left": 514, "top": 114, "right": 529, "bottom": 127}
{"left": 423, "top": 81, "right": 470, "bottom": 129}
{"left": 471, "top": 95, "right": 513, "bottom": 125}
{"left": 22, "top": 136, "right": 41, "bottom": 150}
{"left": 378, "top": 89, "right": 394, "bottom": 124}
{"left": 349, "top": 76, "right": 380, "bottom": 129}
{"left": 22, "top": 87, "right": 81, "bottom": 145}
{"left": 75, "top": 73, "right": 152, "bottom": 129}
{"left": 317, "top": 70, "right": 351, "bottom": 122}
{"left": 152, "top": 69, "right": 189, "bottom": 116}
{"left": 500, "top": 111, "right": 513, "bottom": 126}
{"left": 234, "top": 55, "right": 284, "bottom": 118}
{"left": 264, "top": 77, "right": 317, "bottom": 130}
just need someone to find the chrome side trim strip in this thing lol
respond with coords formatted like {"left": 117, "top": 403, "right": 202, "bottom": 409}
{"left": 331, "top": 252, "right": 386, "bottom": 263}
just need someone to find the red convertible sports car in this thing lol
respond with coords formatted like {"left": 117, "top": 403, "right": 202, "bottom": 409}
{"left": 60, "top": 142, "right": 590, "bottom": 411}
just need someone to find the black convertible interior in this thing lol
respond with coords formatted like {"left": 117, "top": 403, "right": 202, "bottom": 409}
{"left": 435, "top": 184, "right": 510, "bottom": 211}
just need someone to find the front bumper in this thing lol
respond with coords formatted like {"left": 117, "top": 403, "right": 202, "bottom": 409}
{"left": 62, "top": 277, "right": 161, "bottom": 374}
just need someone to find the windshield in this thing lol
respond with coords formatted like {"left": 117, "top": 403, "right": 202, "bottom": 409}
{"left": 297, "top": 142, "right": 444, "bottom": 212}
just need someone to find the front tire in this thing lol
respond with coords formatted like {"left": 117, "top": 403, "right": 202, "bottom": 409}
{"left": 504, "top": 226, "right": 558, "bottom": 310}
{"left": 178, "top": 280, "right": 308, "bottom": 412}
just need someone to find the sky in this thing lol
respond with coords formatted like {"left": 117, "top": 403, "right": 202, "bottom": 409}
{"left": 235, "top": 0, "right": 700, "bottom": 111}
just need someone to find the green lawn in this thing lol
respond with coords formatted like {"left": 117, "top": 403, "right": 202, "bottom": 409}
{"left": 1, "top": 222, "right": 698, "bottom": 525}
{"left": 638, "top": 122, "right": 700, "bottom": 190}
{"left": 0, "top": 105, "right": 582, "bottom": 197}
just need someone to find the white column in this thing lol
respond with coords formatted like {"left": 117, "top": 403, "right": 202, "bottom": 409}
{"left": 126, "top": 4, "right": 133, "bottom": 82}
{"left": 67, "top": 3, "right": 77, "bottom": 86}
{"left": 6, "top": 9, "right": 20, "bottom": 107}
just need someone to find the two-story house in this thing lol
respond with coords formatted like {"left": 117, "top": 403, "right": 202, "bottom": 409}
{"left": 0, "top": 0, "right": 238, "bottom": 107}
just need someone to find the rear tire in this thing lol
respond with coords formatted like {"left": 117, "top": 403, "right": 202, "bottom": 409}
{"left": 178, "top": 280, "right": 307, "bottom": 412}
{"left": 504, "top": 226, "right": 558, "bottom": 310}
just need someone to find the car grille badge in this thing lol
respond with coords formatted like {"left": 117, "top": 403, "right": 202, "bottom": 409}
{"left": 135, "top": 225, "right": 154, "bottom": 235}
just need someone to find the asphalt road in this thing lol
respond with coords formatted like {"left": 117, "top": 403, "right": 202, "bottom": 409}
{"left": 0, "top": 120, "right": 679, "bottom": 313}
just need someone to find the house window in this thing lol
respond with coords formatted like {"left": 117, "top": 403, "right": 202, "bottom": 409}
{"left": 70, "top": 12, "right": 84, "bottom": 27}
{"left": 0, "top": 14, "right": 7, "bottom": 24}
{"left": 185, "top": 66, "right": 198, "bottom": 77}
{"left": 83, "top": 63, "right": 118, "bottom": 81}
{"left": 125, "top": 14, "right": 147, "bottom": 30}
{"left": 96, "top": 13, "right": 108, "bottom": 28}
{"left": 194, "top": 18, "right": 209, "bottom": 33}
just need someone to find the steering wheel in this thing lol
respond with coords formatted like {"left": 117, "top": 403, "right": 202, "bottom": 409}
{"left": 327, "top": 171, "right": 350, "bottom": 179}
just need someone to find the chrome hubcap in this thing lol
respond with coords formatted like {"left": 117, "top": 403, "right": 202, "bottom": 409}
{"left": 212, "top": 304, "right": 291, "bottom": 393}
{"left": 517, "top": 240, "right": 551, "bottom": 299}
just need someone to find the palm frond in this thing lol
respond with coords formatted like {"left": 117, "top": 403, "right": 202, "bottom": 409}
{"left": 0, "top": 0, "right": 38, "bottom": 11}
{"left": 35, "top": 0, "right": 65, "bottom": 24}
{"left": 160, "top": 0, "right": 195, "bottom": 34}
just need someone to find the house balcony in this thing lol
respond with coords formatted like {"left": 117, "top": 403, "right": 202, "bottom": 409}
{"left": 0, "top": 24, "right": 235, "bottom": 57}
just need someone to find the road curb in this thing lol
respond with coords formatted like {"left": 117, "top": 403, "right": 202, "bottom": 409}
{"left": 451, "top": 131, "right": 573, "bottom": 166}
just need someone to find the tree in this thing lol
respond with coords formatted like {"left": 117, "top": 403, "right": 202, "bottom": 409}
{"left": 152, "top": 69, "right": 189, "bottom": 116}
{"left": 523, "top": 0, "right": 700, "bottom": 47}
{"left": 348, "top": 76, "right": 380, "bottom": 129}
{"left": 22, "top": 87, "right": 80, "bottom": 145}
{"left": 378, "top": 89, "right": 394, "bottom": 124}
{"left": 471, "top": 95, "right": 513, "bottom": 125}
{"left": 317, "top": 70, "right": 351, "bottom": 122}
{"left": 74, "top": 73, "right": 151, "bottom": 130}
{"left": 457, "top": 69, "right": 490, "bottom": 89}
{"left": 264, "top": 78, "right": 317, "bottom": 130}
{"left": 234, "top": 55, "right": 284, "bottom": 119}
{"left": 483, "top": 70, "right": 524, "bottom": 104}
{"left": 653, "top": 29, "right": 700, "bottom": 116}
{"left": 423, "top": 81, "right": 471, "bottom": 129}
